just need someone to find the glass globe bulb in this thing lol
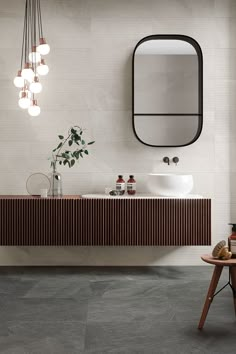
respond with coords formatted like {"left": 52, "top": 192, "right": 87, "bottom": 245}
{"left": 28, "top": 101, "right": 40, "bottom": 117}
{"left": 37, "top": 43, "right": 50, "bottom": 55}
{"left": 18, "top": 97, "right": 31, "bottom": 109}
{"left": 22, "top": 66, "right": 35, "bottom": 82}
{"left": 30, "top": 80, "right": 42, "bottom": 94}
{"left": 13, "top": 71, "right": 24, "bottom": 88}
{"left": 29, "top": 51, "right": 41, "bottom": 63}
{"left": 14, "top": 76, "right": 24, "bottom": 88}
{"left": 37, "top": 62, "right": 49, "bottom": 76}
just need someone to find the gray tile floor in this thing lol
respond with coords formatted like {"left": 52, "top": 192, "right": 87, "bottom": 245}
{"left": 0, "top": 266, "right": 235, "bottom": 354}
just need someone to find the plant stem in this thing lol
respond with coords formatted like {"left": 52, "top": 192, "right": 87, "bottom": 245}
{"left": 55, "top": 133, "right": 72, "bottom": 164}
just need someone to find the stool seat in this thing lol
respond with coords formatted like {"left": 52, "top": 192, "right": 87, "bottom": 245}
{"left": 201, "top": 254, "right": 236, "bottom": 266}
{"left": 198, "top": 254, "right": 236, "bottom": 330}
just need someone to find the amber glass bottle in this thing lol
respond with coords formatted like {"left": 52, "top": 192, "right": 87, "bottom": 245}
{"left": 116, "top": 175, "right": 125, "bottom": 192}
{"left": 228, "top": 223, "right": 236, "bottom": 258}
{"left": 127, "top": 175, "right": 136, "bottom": 195}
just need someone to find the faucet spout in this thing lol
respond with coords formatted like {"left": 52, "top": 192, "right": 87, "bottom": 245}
{"left": 172, "top": 157, "right": 179, "bottom": 165}
{"left": 163, "top": 157, "right": 170, "bottom": 165}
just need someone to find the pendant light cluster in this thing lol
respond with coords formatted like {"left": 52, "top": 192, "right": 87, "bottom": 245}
{"left": 13, "top": 0, "right": 50, "bottom": 117}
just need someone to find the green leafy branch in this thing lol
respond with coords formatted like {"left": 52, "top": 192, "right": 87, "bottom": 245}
{"left": 51, "top": 126, "right": 95, "bottom": 168}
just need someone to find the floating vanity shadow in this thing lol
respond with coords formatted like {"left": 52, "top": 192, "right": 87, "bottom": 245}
{"left": 132, "top": 34, "right": 203, "bottom": 147}
{"left": 0, "top": 196, "right": 211, "bottom": 246}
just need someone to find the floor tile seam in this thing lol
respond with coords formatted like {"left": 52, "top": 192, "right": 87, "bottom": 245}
{"left": 0, "top": 320, "right": 88, "bottom": 324}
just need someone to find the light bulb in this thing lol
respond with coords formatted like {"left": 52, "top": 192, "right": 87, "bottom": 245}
{"left": 18, "top": 94, "right": 31, "bottom": 109}
{"left": 13, "top": 70, "right": 24, "bottom": 88}
{"left": 28, "top": 100, "right": 40, "bottom": 116}
{"left": 37, "top": 43, "right": 50, "bottom": 55}
{"left": 37, "top": 38, "right": 50, "bottom": 55}
{"left": 29, "top": 46, "right": 41, "bottom": 63}
{"left": 22, "top": 63, "right": 35, "bottom": 82}
{"left": 30, "top": 81, "right": 42, "bottom": 93}
{"left": 29, "top": 76, "right": 42, "bottom": 93}
{"left": 37, "top": 59, "right": 49, "bottom": 76}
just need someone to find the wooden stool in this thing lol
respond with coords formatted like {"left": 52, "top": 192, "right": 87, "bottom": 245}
{"left": 198, "top": 254, "right": 236, "bottom": 329}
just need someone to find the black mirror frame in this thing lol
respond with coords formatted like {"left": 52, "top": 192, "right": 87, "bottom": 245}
{"left": 132, "top": 34, "right": 203, "bottom": 147}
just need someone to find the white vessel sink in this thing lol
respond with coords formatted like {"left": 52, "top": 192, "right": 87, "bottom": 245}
{"left": 147, "top": 174, "right": 194, "bottom": 197}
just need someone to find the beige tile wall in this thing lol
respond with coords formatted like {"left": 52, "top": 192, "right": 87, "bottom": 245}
{"left": 0, "top": 0, "right": 235, "bottom": 265}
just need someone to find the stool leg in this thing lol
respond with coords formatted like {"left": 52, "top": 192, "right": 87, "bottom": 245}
{"left": 198, "top": 265, "right": 223, "bottom": 330}
{"left": 230, "top": 266, "right": 236, "bottom": 316}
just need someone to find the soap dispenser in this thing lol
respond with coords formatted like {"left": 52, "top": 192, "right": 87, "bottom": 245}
{"left": 228, "top": 223, "right": 236, "bottom": 258}
{"left": 127, "top": 175, "right": 136, "bottom": 195}
{"left": 116, "top": 175, "right": 125, "bottom": 193}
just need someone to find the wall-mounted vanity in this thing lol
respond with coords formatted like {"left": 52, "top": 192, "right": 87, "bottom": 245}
{"left": 0, "top": 195, "right": 211, "bottom": 246}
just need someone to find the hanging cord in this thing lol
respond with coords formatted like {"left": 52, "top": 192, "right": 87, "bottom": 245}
{"left": 34, "top": 0, "right": 37, "bottom": 46}
{"left": 27, "top": 0, "right": 31, "bottom": 64}
{"left": 24, "top": 0, "right": 28, "bottom": 65}
{"left": 29, "top": 0, "right": 36, "bottom": 74}
{"left": 36, "top": 0, "right": 41, "bottom": 40}
{"left": 34, "top": 0, "right": 37, "bottom": 73}
{"left": 38, "top": 0, "right": 43, "bottom": 38}
{"left": 31, "top": 0, "right": 35, "bottom": 73}
{"left": 30, "top": 0, "right": 34, "bottom": 53}
{"left": 20, "top": 0, "right": 27, "bottom": 70}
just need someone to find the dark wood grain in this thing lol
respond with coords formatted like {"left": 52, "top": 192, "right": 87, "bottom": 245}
{"left": 0, "top": 196, "right": 211, "bottom": 246}
{"left": 198, "top": 265, "right": 223, "bottom": 330}
{"left": 201, "top": 254, "right": 236, "bottom": 266}
{"left": 230, "top": 267, "right": 236, "bottom": 316}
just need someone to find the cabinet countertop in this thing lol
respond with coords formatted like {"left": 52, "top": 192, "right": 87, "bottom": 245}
{"left": 0, "top": 195, "right": 82, "bottom": 199}
{"left": 0, "top": 194, "right": 209, "bottom": 200}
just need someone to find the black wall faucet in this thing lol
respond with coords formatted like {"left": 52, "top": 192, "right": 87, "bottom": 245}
{"left": 172, "top": 157, "right": 179, "bottom": 165}
{"left": 163, "top": 156, "right": 179, "bottom": 166}
{"left": 163, "top": 157, "right": 170, "bottom": 165}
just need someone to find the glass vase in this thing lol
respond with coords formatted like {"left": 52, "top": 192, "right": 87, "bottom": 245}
{"left": 49, "top": 162, "right": 63, "bottom": 197}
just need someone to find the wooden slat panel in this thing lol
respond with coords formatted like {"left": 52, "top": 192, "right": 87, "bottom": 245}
{"left": 0, "top": 197, "right": 211, "bottom": 246}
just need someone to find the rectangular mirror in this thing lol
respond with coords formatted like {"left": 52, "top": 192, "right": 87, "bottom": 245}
{"left": 132, "top": 35, "right": 203, "bottom": 147}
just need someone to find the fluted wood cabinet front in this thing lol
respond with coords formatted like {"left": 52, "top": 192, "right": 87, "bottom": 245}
{"left": 0, "top": 196, "right": 211, "bottom": 246}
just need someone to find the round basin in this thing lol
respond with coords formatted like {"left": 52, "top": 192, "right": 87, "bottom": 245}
{"left": 148, "top": 174, "right": 194, "bottom": 197}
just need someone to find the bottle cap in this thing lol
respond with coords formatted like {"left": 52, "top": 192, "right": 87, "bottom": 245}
{"left": 118, "top": 175, "right": 123, "bottom": 178}
{"left": 129, "top": 175, "right": 134, "bottom": 178}
{"left": 229, "top": 223, "right": 236, "bottom": 232}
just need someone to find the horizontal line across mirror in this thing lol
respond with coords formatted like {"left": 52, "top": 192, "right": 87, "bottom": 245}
{"left": 134, "top": 113, "right": 201, "bottom": 116}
